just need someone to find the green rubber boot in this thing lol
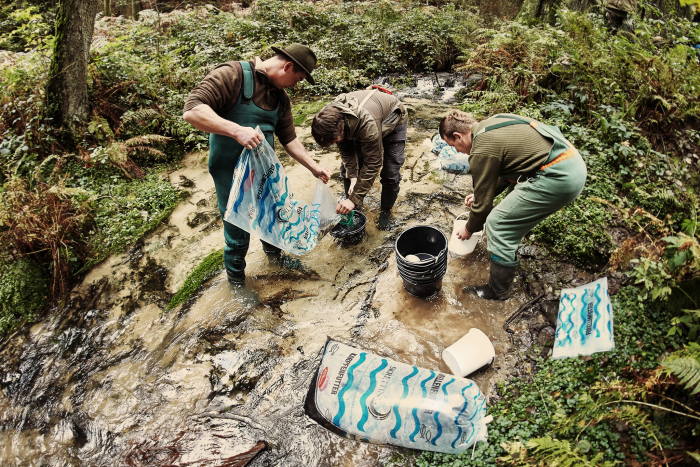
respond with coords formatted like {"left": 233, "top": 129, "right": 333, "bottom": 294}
{"left": 464, "top": 260, "right": 516, "bottom": 300}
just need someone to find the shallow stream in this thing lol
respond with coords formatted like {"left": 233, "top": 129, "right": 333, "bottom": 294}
{"left": 0, "top": 96, "right": 533, "bottom": 466}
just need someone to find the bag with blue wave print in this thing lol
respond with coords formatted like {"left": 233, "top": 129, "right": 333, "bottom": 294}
{"left": 304, "top": 339, "right": 491, "bottom": 454}
{"left": 552, "top": 277, "right": 615, "bottom": 360}
{"left": 224, "top": 127, "right": 339, "bottom": 255}
{"left": 438, "top": 146, "right": 470, "bottom": 174}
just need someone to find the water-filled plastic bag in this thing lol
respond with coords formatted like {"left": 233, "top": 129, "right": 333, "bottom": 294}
{"left": 552, "top": 277, "right": 615, "bottom": 359}
{"left": 224, "top": 127, "right": 339, "bottom": 255}
{"left": 305, "top": 339, "right": 490, "bottom": 454}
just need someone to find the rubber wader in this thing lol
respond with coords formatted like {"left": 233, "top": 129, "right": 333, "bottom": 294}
{"left": 465, "top": 115, "right": 587, "bottom": 300}
{"left": 209, "top": 61, "right": 284, "bottom": 283}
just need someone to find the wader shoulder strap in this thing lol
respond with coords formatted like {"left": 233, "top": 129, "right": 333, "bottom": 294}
{"left": 358, "top": 90, "right": 378, "bottom": 111}
{"left": 240, "top": 61, "right": 254, "bottom": 104}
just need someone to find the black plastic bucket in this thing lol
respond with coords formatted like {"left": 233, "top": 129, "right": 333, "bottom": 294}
{"left": 395, "top": 226, "right": 448, "bottom": 297}
{"left": 402, "top": 276, "right": 444, "bottom": 298}
{"left": 330, "top": 211, "right": 367, "bottom": 245}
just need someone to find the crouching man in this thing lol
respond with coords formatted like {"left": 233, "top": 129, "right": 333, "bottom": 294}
{"left": 440, "top": 111, "right": 587, "bottom": 300}
{"left": 311, "top": 89, "right": 407, "bottom": 230}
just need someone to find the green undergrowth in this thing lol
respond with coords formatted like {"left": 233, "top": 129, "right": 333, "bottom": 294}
{"left": 292, "top": 99, "right": 330, "bottom": 127}
{"left": 416, "top": 284, "right": 700, "bottom": 467}
{"left": 0, "top": 257, "right": 48, "bottom": 334}
{"left": 166, "top": 248, "right": 224, "bottom": 312}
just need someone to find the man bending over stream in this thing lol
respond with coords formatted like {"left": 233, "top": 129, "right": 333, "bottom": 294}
{"left": 440, "top": 111, "right": 587, "bottom": 300}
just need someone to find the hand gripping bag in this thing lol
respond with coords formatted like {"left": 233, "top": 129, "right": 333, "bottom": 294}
{"left": 552, "top": 277, "right": 615, "bottom": 359}
{"left": 224, "top": 127, "right": 340, "bottom": 255}
{"left": 304, "top": 339, "right": 490, "bottom": 454}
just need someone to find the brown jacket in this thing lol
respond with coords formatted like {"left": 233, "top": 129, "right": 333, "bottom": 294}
{"left": 331, "top": 90, "right": 407, "bottom": 206}
{"left": 183, "top": 57, "right": 297, "bottom": 145}
{"left": 607, "top": 0, "right": 637, "bottom": 13}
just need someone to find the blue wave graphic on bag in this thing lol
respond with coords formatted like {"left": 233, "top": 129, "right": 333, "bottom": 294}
{"left": 224, "top": 127, "right": 339, "bottom": 256}
{"left": 552, "top": 277, "right": 615, "bottom": 359}
{"left": 304, "top": 339, "right": 491, "bottom": 454}
{"left": 431, "top": 134, "right": 470, "bottom": 174}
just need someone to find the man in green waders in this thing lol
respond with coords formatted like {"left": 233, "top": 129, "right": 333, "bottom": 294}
{"left": 439, "top": 111, "right": 587, "bottom": 300}
{"left": 183, "top": 44, "right": 331, "bottom": 285}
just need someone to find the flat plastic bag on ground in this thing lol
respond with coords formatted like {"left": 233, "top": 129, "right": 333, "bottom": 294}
{"left": 438, "top": 146, "right": 470, "bottom": 174}
{"left": 552, "top": 277, "right": 615, "bottom": 359}
{"left": 431, "top": 134, "right": 448, "bottom": 154}
{"left": 224, "top": 127, "right": 339, "bottom": 255}
{"left": 304, "top": 339, "right": 491, "bottom": 454}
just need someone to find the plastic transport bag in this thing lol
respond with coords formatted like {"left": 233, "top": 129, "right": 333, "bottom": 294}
{"left": 224, "top": 127, "right": 340, "bottom": 256}
{"left": 438, "top": 146, "right": 470, "bottom": 174}
{"left": 304, "top": 339, "right": 491, "bottom": 454}
{"left": 552, "top": 277, "right": 615, "bottom": 359}
{"left": 431, "top": 134, "right": 470, "bottom": 173}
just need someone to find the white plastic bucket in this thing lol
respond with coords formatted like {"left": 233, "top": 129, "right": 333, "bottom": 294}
{"left": 448, "top": 213, "right": 483, "bottom": 257}
{"left": 442, "top": 328, "right": 495, "bottom": 377}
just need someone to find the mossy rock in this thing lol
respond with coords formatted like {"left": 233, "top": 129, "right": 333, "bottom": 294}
{"left": 0, "top": 258, "right": 48, "bottom": 334}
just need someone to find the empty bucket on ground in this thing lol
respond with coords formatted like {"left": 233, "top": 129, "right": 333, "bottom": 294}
{"left": 395, "top": 225, "right": 448, "bottom": 297}
{"left": 442, "top": 329, "right": 495, "bottom": 377}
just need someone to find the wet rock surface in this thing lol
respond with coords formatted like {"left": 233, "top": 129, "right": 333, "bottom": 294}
{"left": 0, "top": 96, "right": 623, "bottom": 466}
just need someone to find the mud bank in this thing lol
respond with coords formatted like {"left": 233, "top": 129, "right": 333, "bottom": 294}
{"left": 0, "top": 98, "right": 587, "bottom": 466}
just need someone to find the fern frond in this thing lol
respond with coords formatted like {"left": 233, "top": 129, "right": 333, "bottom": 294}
{"left": 665, "top": 357, "right": 700, "bottom": 395}
{"left": 526, "top": 437, "right": 618, "bottom": 467}
{"left": 688, "top": 452, "right": 700, "bottom": 464}
{"left": 120, "top": 108, "right": 161, "bottom": 126}
{"left": 124, "top": 135, "right": 172, "bottom": 147}
{"left": 126, "top": 146, "right": 167, "bottom": 158}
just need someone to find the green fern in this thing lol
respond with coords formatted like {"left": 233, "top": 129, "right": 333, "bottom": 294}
{"left": 527, "top": 437, "right": 618, "bottom": 467}
{"left": 120, "top": 108, "right": 161, "bottom": 127}
{"left": 665, "top": 357, "right": 700, "bottom": 395}
{"left": 688, "top": 452, "right": 700, "bottom": 464}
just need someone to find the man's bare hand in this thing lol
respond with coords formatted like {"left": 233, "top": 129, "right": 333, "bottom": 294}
{"left": 348, "top": 177, "right": 357, "bottom": 195}
{"left": 456, "top": 226, "right": 472, "bottom": 240}
{"left": 313, "top": 164, "right": 331, "bottom": 183}
{"left": 464, "top": 193, "right": 475, "bottom": 207}
{"left": 336, "top": 199, "right": 355, "bottom": 214}
{"left": 233, "top": 126, "right": 264, "bottom": 149}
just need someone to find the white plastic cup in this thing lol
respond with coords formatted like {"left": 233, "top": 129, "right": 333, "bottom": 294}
{"left": 442, "top": 328, "right": 495, "bottom": 377}
{"left": 448, "top": 218, "right": 483, "bottom": 257}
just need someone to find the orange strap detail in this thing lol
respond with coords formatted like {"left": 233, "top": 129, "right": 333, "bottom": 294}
{"left": 541, "top": 148, "right": 576, "bottom": 171}
{"left": 530, "top": 121, "right": 539, "bottom": 129}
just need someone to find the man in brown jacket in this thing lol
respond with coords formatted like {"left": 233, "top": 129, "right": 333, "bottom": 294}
{"left": 183, "top": 44, "right": 331, "bottom": 285}
{"left": 606, "top": 0, "right": 637, "bottom": 34}
{"left": 311, "top": 89, "right": 408, "bottom": 230}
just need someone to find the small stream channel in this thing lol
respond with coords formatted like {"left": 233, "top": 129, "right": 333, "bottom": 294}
{"left": 0, "top": 86, "right": 547, "bottom": 466}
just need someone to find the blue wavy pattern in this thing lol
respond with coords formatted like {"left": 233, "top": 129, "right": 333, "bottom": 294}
{"left": 333, "top": 353, "right": 366, "bottom": 427}
{"left": 451, "top": 383, "right": 473, "bottom": 449}
{"left": 266, "top": 176, "right": 289, "bottom": 234}
{"left": 409, "top": 370, "right": 435, "bottom": 442}
{"left": 557, "top": 293, "right": 576, "bottom": 347}
{"left": 579, "top": 289, "right": 589, "bottom": 345}
{"left": 357, "top": 359, "right": 388, "bottom": 432}
{"left": 232, "top": 162, "right": 250, "bottom": 213}
{"left": 592, "top": 283, "right": 602, "bottom": 337}
{"left": 254, "top": 164, "right": 282, "bottom": 230}
{"left": 431, "top": 378, "right": 454, "bottom": 445}
{"left": 390, "top": 366, "right": 419, "bottom": 439}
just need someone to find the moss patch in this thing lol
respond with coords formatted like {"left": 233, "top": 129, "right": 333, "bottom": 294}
{"left": 0, "top": 258, "right": 48, "bottom": 334}
{"left": 165, "top": 248, "right": 224, "bottom": 312}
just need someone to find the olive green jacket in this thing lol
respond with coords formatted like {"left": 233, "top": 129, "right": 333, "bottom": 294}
{"left": 331, "top": 90, "right": 407, "bottom": 206}
{"left": 607, "top": 0, "right": 637, "bottom": 13}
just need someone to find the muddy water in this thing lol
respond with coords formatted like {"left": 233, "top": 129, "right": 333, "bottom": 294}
{"left": 0, "top": 98, "right": 529, "bottom": 467}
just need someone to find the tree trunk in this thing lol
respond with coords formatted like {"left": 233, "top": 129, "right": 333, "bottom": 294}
{"left": 46, "top": 0, "right": 101, "bottom": 135}
{"left": 104, "top": 0, "right": 111, "bottom": 17}
{"left": 132, "top": 0, "right": 141, "bottom": 19}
